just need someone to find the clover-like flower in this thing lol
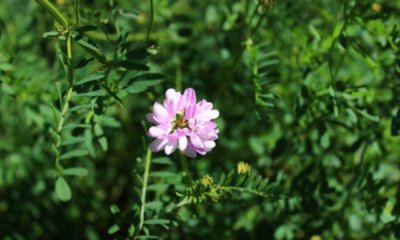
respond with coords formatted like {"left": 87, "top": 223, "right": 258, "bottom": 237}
{"left": 147, "top": 88, "right": 219, "bottom": 157}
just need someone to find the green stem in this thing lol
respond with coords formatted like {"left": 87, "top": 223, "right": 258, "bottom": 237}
{"left": 220, "top": 186, "right": 270, "bottom": 198}
{"left": 54, "top": 31, "right": 74, "bottom": 175}
{"left": 55, "top": 85, "right": 73, "bottom": 174}
{"left": 66, "top": 32, "right": 74, "bottom": 84}
{"left": 35, "top": 0, "right": 69, "bottom": 28}
{"left": 175, "top": 54, "right": 182, "bottom": 91}
{"left": 138, "top": 148, "right": 152, "bottom": 232}
{"left": 179, "top": 151, "right": 192, "bottom": 182}
{"left": 145, "top": 0, "right": 154, "bottom": 42}
{"left": 165, "top": 197, "right": 189, "bottom": 213}
{"left": 74, "top": 0, "right": 81, "bottom": 26}
{"left": 56, "top": 87, "right": 73, "bottom": 134}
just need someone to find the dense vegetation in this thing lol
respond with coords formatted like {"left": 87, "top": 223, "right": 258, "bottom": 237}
{"left": 0, "top": 0, "right": 399, "bottom": 239}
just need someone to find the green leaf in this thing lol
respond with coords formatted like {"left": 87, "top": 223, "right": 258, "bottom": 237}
{"left": 101, "top": 116, "right": 121, "bottom": 128}
{"left": 94, "top": 124, "right": 108, "bottom": 151}
{"left": 68, "top": 104, "right": 96, "bottom": 112}
{"left": 118, "top": 61, "right": 150, "bottom": 71}
{"left": 320, "top": 131, "right": 330, "bottom": 149}
{"left": 346, "top": 108, "right": 358, "bottom": 124}
{"left": 72, "top": 33, "right": 107, "bottom": 63}
{"left": 75, "top": 72, "right": 105, "bottom": 86}
{"left": 60, "top": 149, "right": 89, "bottom": 160}
{"left": 43, "top": 31, "right": 60, "bottom": 39}
{"left": 135, "top": 236, "right": 160, "bottom": 239}
{"left": 152, "top": 157, "right": 173, "bottom": 165}
{"left": 218, "top": 172, "right": 226, "bottom": 185}
{"left": 126, "top": 80, "right": 163, "bottom": 94}
{"left": 236, "top": 175, "right": 247, "bottom": 186}
{"left": 63, "top": 123, "right": 91, "bottom": 131}
{"left": 128, "top": 224, "right": 136, "bottom": 237}
{"left": 257, "top": 178, "right": 269, "bottom": 191}
{"left": 146, "top": 201, "right": 163, "bottom": 211}
{"left": 55, "top": 177, "right": 72, "bottom": 201}
{"left": 110, "top": 205, "right": 120, "bottom": 214}
{"left": 75, "top": 90, "right": 107, "bottom": 97}
{"left": 126, "top": 44, "right": 158, "bottom": 60}
{"left": 126, "top": 73, "right": 167, "bottom": 87}
{"left": 130, "top": 73, "right": 167, "bottom": 81}
{"left": 144, "top": 219, "right": 170, "bottom": 225}
{"left": 0, "top": 63, "right": 14, "bottom": 71}
{"left": 74, "top": 57, "right": 94, "bottom": 69}
{"left": 100, "top": 83, "right": 124, "bottom": 106}
{"left": 48, "top": 127, "right": 60, "bottom": 143}
{"left": 63, "top": 167, "right": 88, "bottom": 176}
{"left": 108, "top": 224, "right": 120, "bottom": 234}
{"left": 150, "top": 171, "right": 178, "bottom": 178}
{"left": 356, "top": 109, "right": 379, "bottom": 122}
{"left": 147, "top": 183, "right": 169, "bottom": 191}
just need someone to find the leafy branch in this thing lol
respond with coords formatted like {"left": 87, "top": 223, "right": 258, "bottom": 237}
{"left": 177, "top": 162, "right": 277, "bottom": 205}
{"left": 36, "top": 0, "right": 165, "bottom": 202}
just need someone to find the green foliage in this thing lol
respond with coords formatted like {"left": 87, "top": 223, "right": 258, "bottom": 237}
{"left": 178, "top": 166, "right": 279, "bottom": 204}
{"left": 1, "top": 0, "right": 400, "bottom": 239}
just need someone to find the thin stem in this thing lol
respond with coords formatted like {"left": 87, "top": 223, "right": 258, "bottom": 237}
{"left": 219, "top": 186, "right": 270, "bottom": 198}
{"left": 138, "top": 148, "right": 152, "bottom": 232}
{"left": 56, "top": 87, "right": 73, "bottom": 134}
{"left": 165, "top": 197, "right": 189, "bottom": 213}
{"left": 54, "top": 85, "right": 73, "bottom": 173}
{"left": 231, "top": 5, "right": 268, "bottom": 69}
{"left": 179, "top": 151, "right": 192, "bottom": 182}
{"left": 35, "top": 0, "right": 69, "bottom": 28}
{"left": 145, "top": 0, "right": 154, "bottom": 43}
{"left": 66, "top": 32, "right": 74, "bottom": 84}
{"left": 74, "top": 0, "right": 81, "bottom": 26}
{"left": 175, "top": 54, "right": 182, "bottom": 91}
{"left": 55, "top": 31, "right": 74, "bottom": 175}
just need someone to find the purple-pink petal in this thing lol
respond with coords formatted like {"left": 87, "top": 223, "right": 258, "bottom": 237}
{"left": 147, "top": 88, "right": 219, "bottom": 157}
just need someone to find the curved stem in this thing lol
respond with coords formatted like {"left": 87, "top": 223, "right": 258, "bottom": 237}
{"left": 138, "top": 148, "right": 152, "bottom": 232}
{"left": 145, "top": 0, "right": 154, "bottom": 43}
{"left": 165, "top": 197, "right": 189, "bottom": 213}
{"left": 35, "top": 0, "right": 69, "bottom": 28}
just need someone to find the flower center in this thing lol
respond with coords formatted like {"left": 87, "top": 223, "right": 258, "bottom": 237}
{"left": 172, "top": 112, "right": 188, "bottom": 130}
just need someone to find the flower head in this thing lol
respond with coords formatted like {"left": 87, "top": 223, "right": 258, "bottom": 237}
{"left": 147, "top": 88, "right": 219, "bottom": 158}
{"left": 237, "top": 161, "right": 251, "bottom": 175}
{"left": 200, "top": 175, "right": 214, "bottom": 187}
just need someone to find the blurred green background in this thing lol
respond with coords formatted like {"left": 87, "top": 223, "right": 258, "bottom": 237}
{"left": 0, "top": 0, "right": 400, "bottom": 239}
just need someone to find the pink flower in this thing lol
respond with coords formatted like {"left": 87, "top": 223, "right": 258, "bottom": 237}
{"left": 147, "top": 88, "right": 219, "bottom": 158}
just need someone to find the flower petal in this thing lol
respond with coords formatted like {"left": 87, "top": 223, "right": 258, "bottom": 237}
{"left": 153, "top": 102, "right": 169, "bottom": 122}
{"left": 197, "top": 110, "right": 219, "bottom": 121}
{"left": 146, "top": 113, "right": 157, "bottom": 124}
{"left": 149, "top": 138, "right": 168, "bottom": 152}
{"left": 164, "top": 139, "right": 177, "bottom": 155}
{"left": 148, "top": 126, "right": 166, "bottom": 138}
{"left": 180, "top": 88, "right": 197, "bottom": 108}
{"left": 203, "top": 141, "right": 216, "bottom": 150}
{"left": 178, "top": 136, "right": 188, "bottom": 151}
{"left": 197, "top": 100, "right": 212, "bottom": 112}
{"left": 184, "top": 104, "right": 197, "bottom": 119}
{"left": 190, "top": 134, "right": 204, "bottom": 148}
{"left": 184, "top": 145, "right": 197, "bottom": 158}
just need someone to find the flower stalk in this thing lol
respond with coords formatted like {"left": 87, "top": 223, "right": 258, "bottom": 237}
{"left": 138, "top": 147, "right": 152, "bottom": 232}
{"left": 35, "top": 0, "right": 69, "bottom": 28}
